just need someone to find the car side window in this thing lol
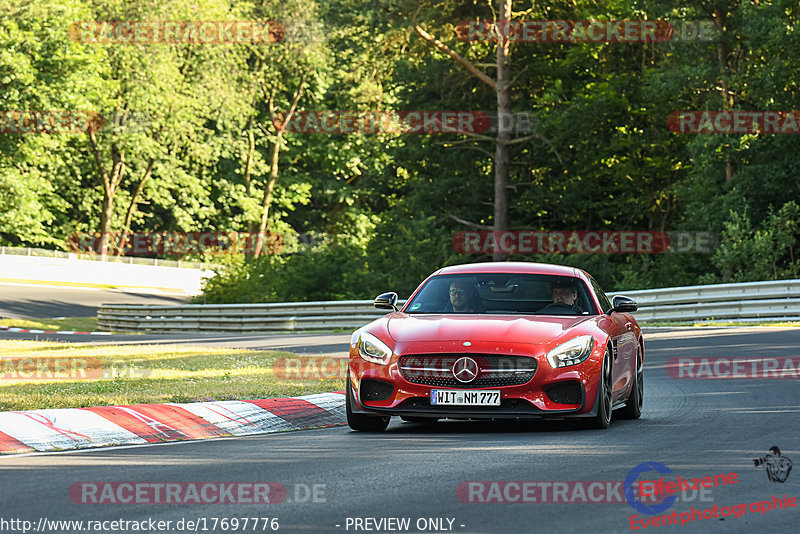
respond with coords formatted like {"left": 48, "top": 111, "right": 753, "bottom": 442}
{"left": 590, "top": 278, "right": 613, "bottom": 313}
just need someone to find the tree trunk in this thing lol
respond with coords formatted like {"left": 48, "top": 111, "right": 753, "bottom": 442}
{"left": 245, "top": 116, "right": 257, "bottom": 234}
{"left": 253, "top": 75, "right": 307, "bottom": 258}
{"left": 244, "top": 116, "right": 255, "bottom": 195}
{"left": 714, "top": 6, "right": 734, "bottom": 183}
{"left": 99, "top": 190, "right": 116, "bottom": 257}
{"left": 253, "top": 132, "right": 282, "bottom": 258}
{"left": 493, "top": 0, "right": 512, "bottom": 261}
{"left": 88, "top": 129, "right": 125, "bottom": 257}
{"left": 117, "top": 158, "right": 154, "bottom": 256}
{"left": 413, "top": 2, "right": 518, "bottom": 262}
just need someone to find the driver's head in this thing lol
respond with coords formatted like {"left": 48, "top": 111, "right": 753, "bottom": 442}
{"left": 552, "top": 278, "right": 578, "bottom": 306}
{"left": 449, "top": 279, "right": 476, "bottom": 312}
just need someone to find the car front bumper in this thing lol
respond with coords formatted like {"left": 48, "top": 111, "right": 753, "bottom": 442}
{"left": 348, "top": 340, "right": 606, "bottom": 420}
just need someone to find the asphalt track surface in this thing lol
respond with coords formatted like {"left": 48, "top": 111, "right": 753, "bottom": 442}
{"left": 2, "top": 327, "right": 799, "bottom": 533}
{"left": 0, "top": 282, "right": 190, "bottom": 318}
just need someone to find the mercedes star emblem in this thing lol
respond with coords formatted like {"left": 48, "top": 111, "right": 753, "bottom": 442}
{"left": 452, "top": 356, "right": 479, "bottom": 383}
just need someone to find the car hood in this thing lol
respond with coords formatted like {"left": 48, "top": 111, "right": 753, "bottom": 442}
{"left": 386, "top": 313, "right": 594, "bottom": 345}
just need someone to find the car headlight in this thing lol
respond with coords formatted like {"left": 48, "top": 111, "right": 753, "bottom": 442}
{"left": 357, "top": 332, "right": 393, "bottom": 365}
{"left": 546, "top": 335, "right": 595, "bottom": 368}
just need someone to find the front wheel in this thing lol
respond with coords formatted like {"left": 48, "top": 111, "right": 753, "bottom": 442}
{"left": 346, "top": 377, "right": 390, "bottom": 431}
{"left": 586, "top": 350, "right": 613, "bottom": 429}
{"left": 619, "top": 344, "right": 643, "bottom": 419}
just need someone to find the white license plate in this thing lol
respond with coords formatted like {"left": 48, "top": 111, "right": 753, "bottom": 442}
{"left": 430, "top": 389, "right": 501, "bottom": 406}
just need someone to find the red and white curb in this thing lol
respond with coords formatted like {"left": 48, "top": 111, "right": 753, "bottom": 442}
{"left": 0, "top": 325, "right": 112, "bottom": 335}
{"left": 0, "top": 392, "right": 345, "bottom": 454}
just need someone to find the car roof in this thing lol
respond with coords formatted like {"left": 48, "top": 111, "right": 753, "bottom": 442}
{"left": 436, "top": 261, "right": 585, "bottom": 278}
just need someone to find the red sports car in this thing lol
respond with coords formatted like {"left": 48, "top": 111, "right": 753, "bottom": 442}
{"left": 347, "top": 262, "right": 643, "bottom": 430}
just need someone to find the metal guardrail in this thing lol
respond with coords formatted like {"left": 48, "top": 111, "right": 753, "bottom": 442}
{"left": 617, "top": 280, "right": 800, "bottom": 322}
{"left": 97, "top": 300, "right": 408, "bottom": 332}
{"left": 97, "top": 279, "right": 800, "bottom": 333}
{"left": 0, "top": 246, "right": 212, "bottom": 270}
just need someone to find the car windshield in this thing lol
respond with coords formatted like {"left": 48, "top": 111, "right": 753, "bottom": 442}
{"left": 404, "top": 273, "right": 598, "bottom": 316}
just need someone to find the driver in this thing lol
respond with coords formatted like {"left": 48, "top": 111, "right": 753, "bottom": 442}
{"left": 539, "top": 278, "right": 584, "bottom": 314}
{"left": 448, "top": 279, "right": 482, "bottom": 313}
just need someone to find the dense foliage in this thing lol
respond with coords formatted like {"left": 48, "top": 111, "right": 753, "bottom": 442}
{"left": 1, "top": 0, "right": 798, "bottom": 301}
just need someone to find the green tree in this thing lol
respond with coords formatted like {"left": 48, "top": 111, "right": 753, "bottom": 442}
{"left": 80, "top": 0, "right": 253, "bottom": 255}
{"left": 0, "top": 0, "right": 107, "bottom": 246}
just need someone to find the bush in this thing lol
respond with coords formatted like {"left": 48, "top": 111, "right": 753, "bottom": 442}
{"left": 711, "top": 201, "right": 800, "bottom": 282}
{"left": 198, "top": 242, "right": 374, "bottom": 303}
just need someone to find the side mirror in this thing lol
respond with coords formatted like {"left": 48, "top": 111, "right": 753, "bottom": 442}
{"left": 610, "top": 295, "right": 638, "bottom": 313}
{"left": 374, "top": 292, "right": 399, "bottom": 311}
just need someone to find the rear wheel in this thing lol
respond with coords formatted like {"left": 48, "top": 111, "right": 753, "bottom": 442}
{"left": 586, "top": 350, "right": 613, "bottom": 429}
{"left": 619, "top": 344, "right": 643, "bottom": 419}
{"left": 346, "top": 377, "right": 390, "bottom": 431}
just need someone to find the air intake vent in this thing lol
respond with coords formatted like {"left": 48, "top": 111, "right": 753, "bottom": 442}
{"left": 546, "top": 381, "right": 583, "bottom": 405}
{"left": 360, "top": 379, "right": 395, "bottom": 402}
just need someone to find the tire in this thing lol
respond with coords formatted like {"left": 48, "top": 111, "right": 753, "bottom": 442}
{"left": 619, "top": 343, "right": 643, "bottom": 419}
{"left": 401, "top": 416, "right": 440, "bottom": 423}
{"left": 586, "top": 349, "right": 613, "bottom": 429}
{"left": 346, "top": 377, "right": 390, "bottom": 432}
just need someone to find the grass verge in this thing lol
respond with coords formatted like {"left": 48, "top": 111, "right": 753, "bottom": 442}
{"left": 0, "top": 340, "right": 344, "bottom": 411}
{"left": 0, "top": 317, "right": 100, "bottom": 332}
